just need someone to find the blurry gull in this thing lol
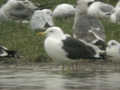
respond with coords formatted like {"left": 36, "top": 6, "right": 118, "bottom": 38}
{"left": 0, "top": 45, "right": 17, "bottom": 58}
{"left": 88, "top": 28, "right": 106, "bottom": 50}
{"left": 53, "top": 3, "right": 75, "bottom": 18}
{"left": 37, "top": 27, "right": 105, "bottom": 64}
{"left": 73, "top": 0, "right": 106, "bottom": 49}
{"left": 115, "top": 0, "right": 120, "bottom": 9}
{"left": 30, "top": 9, "right": 54, "bottom": 31}
{"left": 110, "top": 0, "right": 120, "bottom": 24}
{"left": 0, "top": 0, "right": 37, "bottom": 21}
{"left": 88, "top": 1, "right": 114, "bottom": 19}
{"left": 106, "top": 40, "right": 120, "bottom": 62}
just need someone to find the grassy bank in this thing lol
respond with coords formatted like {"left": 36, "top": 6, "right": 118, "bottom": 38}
{"left": 0, "top": 0, "right": 119, "bottom": 63}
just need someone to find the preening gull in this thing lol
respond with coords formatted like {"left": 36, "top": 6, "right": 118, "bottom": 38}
{"left": 37, "top": 27, "right": 105, "bottom": 64}
{"left": 0, "top": 45, "right": 17, "bottom": 58}
{"left": 73, "top": 0, "right": 106, "bottom": 49}
{"left": 106, "top": 40, "right": 120, "bottom": 62}
{"left": 0, "top": 0, "right": 37, "bottom": 21}
{"left": 88, "top": 1, "right": 114, "bottom": 19}
{"left": 30, "top": 9, "right": 54, "bottom": 30}
{"left": 53, "top": 3, "right": 75, "bottom": 18}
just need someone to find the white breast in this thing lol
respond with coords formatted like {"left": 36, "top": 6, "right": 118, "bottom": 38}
{"left": 44, "top": 37, "right": 69, "bottom": 63}
{"left": 106, "top": 46, "right": 120, "bottom": 61}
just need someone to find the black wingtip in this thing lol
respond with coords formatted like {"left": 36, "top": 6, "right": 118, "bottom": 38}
{"left": 6, "top": 50, "right": 22, "bottom": 59}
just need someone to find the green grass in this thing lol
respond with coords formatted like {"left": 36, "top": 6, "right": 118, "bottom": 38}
{"left": 0, "top": 0, "right": 119, "bottom": 63}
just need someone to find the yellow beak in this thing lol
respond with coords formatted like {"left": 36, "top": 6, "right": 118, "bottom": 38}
{"left": 37, "top": 32, "right": 46, "bottom": 36}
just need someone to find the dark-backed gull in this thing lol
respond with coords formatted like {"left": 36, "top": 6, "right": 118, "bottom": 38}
{"left": 73, "top": 0, "right": 106, "bottom": 49}
{"left": 38, "top": 27, "right": 105, "bottom": 64}
{"left": 0, "top": 45, "right": 17, "bottom": 58}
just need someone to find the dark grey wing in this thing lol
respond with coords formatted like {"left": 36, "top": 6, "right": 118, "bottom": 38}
{"left": 100, "top": 3, "right": 114, "bottom": 14}
{"left": 88, "top": 16, "right": 106, "bottom": 41}
{"left": 62, "top": 37, "right": 96, "bottom": 59}
{"left": 73, "top": 15, "right": 93, "bottom": 42}
{"left": 10, "top": 9, "right": 33, "bottom": 19}
{"left": 73, "top": 15, "right": 106, "bottom": 43}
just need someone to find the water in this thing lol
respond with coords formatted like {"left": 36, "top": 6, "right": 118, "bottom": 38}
{"left": 0, "top": 63, "right": 120, "bottom": 90}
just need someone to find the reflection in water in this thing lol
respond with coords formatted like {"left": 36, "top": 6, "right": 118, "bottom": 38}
{"left": 0, "top": 63, "right": 120, "bottom": 90}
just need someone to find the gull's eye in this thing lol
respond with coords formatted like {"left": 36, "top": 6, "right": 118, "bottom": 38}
{"left": 111, "top": 43, "right": 116, "bottom": 46}
{"left": 50, "top": 30, "right": 54, "bottom": 33}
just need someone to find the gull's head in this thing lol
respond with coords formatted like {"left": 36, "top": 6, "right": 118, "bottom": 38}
{"left": 77, "top": 0, "right": 95, "bottom": 13}
{"left": 37, "top": 27, "right": 64, "bottom": 38}
{"left": 107, "top": 40, "right": 119, "bottom": 47}
{"left": 42, "top": 9, "right": 53, "bottom": 16}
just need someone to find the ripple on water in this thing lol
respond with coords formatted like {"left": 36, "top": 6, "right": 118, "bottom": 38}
{"left": 0, "top": 63, "right": 120, "bottom": 90}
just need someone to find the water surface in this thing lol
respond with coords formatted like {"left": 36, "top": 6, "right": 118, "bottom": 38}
{"left": 0, "top": 63, "right": 120, "bottom": 90}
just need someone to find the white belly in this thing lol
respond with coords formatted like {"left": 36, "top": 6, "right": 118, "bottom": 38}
{"left": 44, "top": 37, "right": 70, "bottom": 63}
{"left": 106, "top": 46, "right": 120, "bottom": 62}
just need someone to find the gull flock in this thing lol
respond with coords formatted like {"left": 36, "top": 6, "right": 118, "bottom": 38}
{"left": 0, "top": 0, "right": 120, "bottom": 64}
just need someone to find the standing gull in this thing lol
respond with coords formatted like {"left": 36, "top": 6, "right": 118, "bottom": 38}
{"left": 37, "top": 27, "right": 105, "bottom": 64}
{"left": 73, "top": 0, "right": 106, "bottom": 49}
{"left": 30, "top": 9, "right": 54, "bottom": 31}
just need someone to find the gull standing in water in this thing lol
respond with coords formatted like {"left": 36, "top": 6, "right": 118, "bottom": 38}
{"left": 37, "top": 27, "right": 105, "bottom": 67}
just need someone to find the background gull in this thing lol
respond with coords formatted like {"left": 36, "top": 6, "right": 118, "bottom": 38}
{"left": 115, "top": 0, "right": 120, "bottom": 9}
{"left": 110, "top": 0, "right": 120, "bottom": 24}
{"left": 73, "top": 0, "right": 106, "bottom": 49}
{"left": 53, "top": 3, "right": 75, "bottom": 18}
{"left": 0, "top": 0, "right": 37, "bottom": 21}
{"left": 30, "top": 9, "right": 54, "bottom": 31}
{"left": 0, "top": 45, "right": 17, "bottom": 58}
{"left": 106, "top": 40, "right": 120, "bottom": 62}
{"left": 88, "top": 1, "right": 114, "bottom": 19}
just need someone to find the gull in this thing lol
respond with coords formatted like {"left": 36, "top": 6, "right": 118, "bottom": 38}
{"left": 0, "top": 45, "right": 17, "bottom": 58}
{"left": 110, "top": 0, "right": 120, "bottom": 24}
{"left": 37, "top": 27, "right": 105, "bottom": 65}
{"left": 0, "top": 0, "right": 37, "bottom": 21}
{"left": 30, "top": 9, "right": 54, "bottom": 30}
{"left": 88, "top": 1, "right": 114, "bottom": 19}
{"left": 53, "top": 3, "right": 75, "bottom": 18}
{"left": 88, "top": 27, "right": 106, "bottom": 50}
{"left": 106, "top": 40, "right": 120, "bottom": 62}
{"left": 73, "top": 0, "right": 106, "bottom": 49}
